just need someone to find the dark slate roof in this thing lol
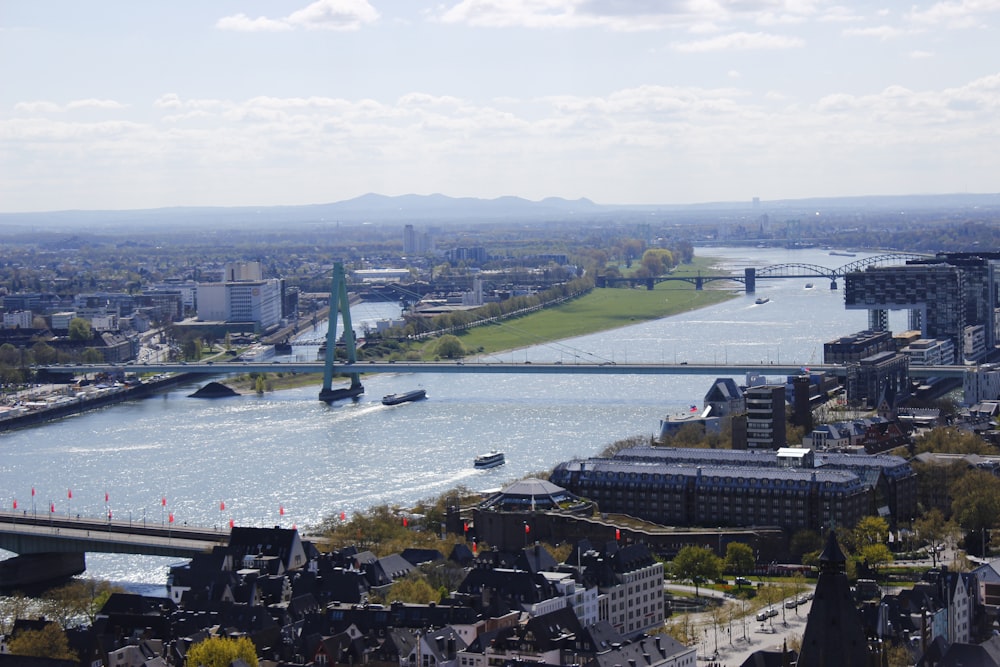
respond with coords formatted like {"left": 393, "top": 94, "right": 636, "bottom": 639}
{"left": 705, "top": 377, "right": 742, "bottom": 402}
{"left": 378, "top": 553, "right": 417, "bottom": 580}
{"left": 797, "top": 531, "right": 872, "bottom": 666}
{"left": 401, "top": 548, "right": 445, "bottom": 566}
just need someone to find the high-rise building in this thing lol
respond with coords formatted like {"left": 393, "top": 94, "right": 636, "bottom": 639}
{"left": 844, "top": 252, "right": 1000, "bottom": 358}
{"left": 736, "top": 384, "right": 786, "bottom": 449}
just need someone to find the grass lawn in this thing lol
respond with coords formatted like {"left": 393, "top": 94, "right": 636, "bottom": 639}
{"left": 452, "top": 258, "right": 737, "bottom": 356}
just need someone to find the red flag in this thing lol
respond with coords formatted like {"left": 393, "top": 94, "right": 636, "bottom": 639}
{"left": 463, "top": 521, "right": 468, "bottom": 533}
{"left": 67, "top": 488, "right": 72, "bottom": 499}
{"left": 229, "top": 518, "right": 234, "bottom": 528}
{"left": 472, "top": 540, "right": 477, "bottom": 555}
{"left": 12, "top": 499, "right": 17, "bottom": 510}
{"left": 161, "top": 497, "right": 166, "bottom": 507}
{"left": 402, "top": 516, "right": 408, "bottom": 527}
{"left": 31, "top": 487, "right": 35, "bottom": 497}
{"left": 105, "top": 491, "right": 109, "bottom": 503}
{"left": 524, "top": 523, "right": 530, "bottom": 534}
{"left": 168, "top": 512, "right": 174, "bottom": 523}
{"left": 340, "top": 511, "right": 346, "bottom": 521}
{"left": 279, "top": 505, "right": 285, "bottom": 516}
{"left": 615, "top": 528, "right": 621, "bottom": 541}
{"left": 220, "top": 500, "right": 225, "bottom": 511}
{"left": 50, "top": 502, "right": 55, "bottom": 513}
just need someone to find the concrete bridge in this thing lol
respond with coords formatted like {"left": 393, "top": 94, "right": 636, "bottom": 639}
{"left": 0, "top": 510, "right": 228, "bottom": 588}
{"left": 41, "top": 361, "right": 971, "bottom": 380}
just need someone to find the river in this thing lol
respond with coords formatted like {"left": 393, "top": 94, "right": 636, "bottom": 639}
{"left": 0, "top": 246, "right": 901, "bottom": 591}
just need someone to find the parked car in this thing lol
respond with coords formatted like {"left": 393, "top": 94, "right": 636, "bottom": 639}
{"left": 785, "top": 598, "right": 798, "bottom": 609}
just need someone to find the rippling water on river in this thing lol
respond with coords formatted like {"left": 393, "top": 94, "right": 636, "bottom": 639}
{"left": 0, "top": 246, "right": 902, "bottom": 589}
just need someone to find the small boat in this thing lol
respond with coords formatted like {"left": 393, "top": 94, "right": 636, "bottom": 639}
{"left": 754, "top": 297, "right": 770, "bottom": 305}
{"left": 474, "top": 450, "right": 505, "bottom": 469}
{"left": 804, "top": 283, "right": 814, "bottom": 289}
{"left": 381, "top": 389, "right": 427, "bottom": 406}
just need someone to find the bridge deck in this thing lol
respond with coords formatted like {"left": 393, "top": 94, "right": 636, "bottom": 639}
{"left": 0, "top": 510, "right": 229, "bottom": 558}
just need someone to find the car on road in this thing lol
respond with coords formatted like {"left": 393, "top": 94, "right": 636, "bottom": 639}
{"left": 785, "top": 599, "right": 798, "bottom": 609}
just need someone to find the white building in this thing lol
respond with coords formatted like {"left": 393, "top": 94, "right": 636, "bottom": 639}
{"left": 50, "top": 311, "right": 76, "bottom": 330}
{"left": 197, "top": 279, "right": 282, "bottom": 330}
{"left": 538, "top": 571, "right": 600, "bottom": 627}
{"left": 2, "top": 310, "right": 33, "bottom": 329}
{"left": 963, "top": 364, "right": 1000, "bottom": 405}
{"left": 964, "top": 324, "right": 987, "bottom": 364}
{"left": 353, "top": 268, "right": 411, "bottom": 283}
{"left": 901, "top": 338, "right": 955, "bottom": 366}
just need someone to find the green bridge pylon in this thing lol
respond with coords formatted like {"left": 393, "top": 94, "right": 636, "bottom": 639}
{"left": 319, "top": 262, "right": 364, "bottom": 402}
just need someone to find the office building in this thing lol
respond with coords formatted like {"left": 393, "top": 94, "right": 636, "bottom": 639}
{"left": 732, "top": 384, "right": 786, "bottom": 449}
{"left": 844, "top": 252, "right": 1000, "bottom": 359}
{"left": 845, "top": 351, "right": 910, "bottom": 409}
{"left": 197, "top": 279, "right": 283, "bottom": 331}
{"left": 549, "top": 446, "right": 916, "bottom": 535}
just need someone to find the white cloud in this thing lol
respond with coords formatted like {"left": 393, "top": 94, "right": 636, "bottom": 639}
{"left": 909, "top": 49, "right": 935, "bottom": 58}
{"left": 67, "top": 99, "right": 128, "bottom": 111}
{"left": 906, "top": 0, "right": 1000, "bottom": 29}
{"left": 13, "top": 99, "right": 126, "bottom": 113}
{"left": 13, "top": 101, "right": 62, "bottom": 114}
{"left": 217, "top": 0, "right": 379, "bottom": 32}
{"left": 842, "top": 24, "right": 911, "bottom": 39}
{"left": 672, "top": 31, "right": 805, "bottom": 51}
{"left": 434, "top": 0, "right": 822, "bottom": 31}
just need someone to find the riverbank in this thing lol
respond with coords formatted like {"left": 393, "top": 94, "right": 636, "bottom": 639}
{"left": 230, "top": 256, "right": 737, "bottom": 393}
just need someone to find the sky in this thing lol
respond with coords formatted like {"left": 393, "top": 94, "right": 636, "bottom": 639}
{"left": 0, "top": 0, "right": 997, "bottom": 213}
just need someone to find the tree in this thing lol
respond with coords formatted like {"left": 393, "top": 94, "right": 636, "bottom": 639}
{"left": 914, "top": 508, "right": 950, "bottom": 566}
{"left": 185, "top": 635, "right": 258, "bottom": 667}
{"left": 31, "top": 340, "right": 58, "bottom": 365}
{"left": 672, "top": 545, "right": 721, "bottom": 597}
{"left": 859, "top": 543, "right": 894, "bottom": 576}
{"left": 68, "top": 317, "right": 93, "bottom": 341}
{"left": 43, "top": 578, "right": 123, "bottom": 627}
{"left": 434, "top": 334, "right": 465, "bottom": 359}
{"left": 386, "top": 572, "right": 441, "bottom": 604}
{"left": 950, "top": 469, "right": 1000, "bottom": 556}
{"left": 81, "top": 347, "right": 105, "bottom": 363}
{"left": 7, "top": 622, "right": 78, "bottom": 660}
{"left": 0, "top": 592, "right": 32, "bottom": 635}
{"left": 853, "top": 516, "right": 889, "bottom": 550}
{"left": 724, "top": 542, "right": 756, "bottom": 582}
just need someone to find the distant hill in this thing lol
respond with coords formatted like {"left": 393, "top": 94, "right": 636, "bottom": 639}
{"left": 1, "top": 191, "right": 998, "bottom": 234}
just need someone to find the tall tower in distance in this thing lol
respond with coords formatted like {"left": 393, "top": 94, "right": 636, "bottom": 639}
{"left": 403, "top": 224, "right": 416, "bottom": 255}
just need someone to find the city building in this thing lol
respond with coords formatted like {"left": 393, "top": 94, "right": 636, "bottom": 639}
{"left": 901, "top": 338, "right": 956, "bottom": 366}
{"left": 196, "top": 279, "right": 283, "bottom": 332}
{"left": 845, "top": 351, "right": 910, "bottom": 409}
{"left": 1, "top": 310, "right": 32, "bottom": 329}
{"left": 549, "top": 446, "right": 917, "bottom": 535}
{"left": 825, "top": 329, "right": 895, "bottom": 364}
{"left": 963, "top": 364, "right": 1000, "bottom": 405}
{"left": 732, "top": 384, "right": 786, "bottom": 449}
{"left": 353, "top": 268, "right": 412, "bottom": 283}
{"left": 844, "top": 252, "right": 1000, "bottom": 360}
{"left": 403, "top": 224, "right": 434, "bottom": 255}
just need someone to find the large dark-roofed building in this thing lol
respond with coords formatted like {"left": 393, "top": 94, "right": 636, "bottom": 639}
{"left": 548, "top": 446, "right": 916, "bottom": 535}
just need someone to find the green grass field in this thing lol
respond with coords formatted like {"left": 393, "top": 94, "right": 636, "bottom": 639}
{"left": 451, "top": 257, "right": 737, "bottom": 356}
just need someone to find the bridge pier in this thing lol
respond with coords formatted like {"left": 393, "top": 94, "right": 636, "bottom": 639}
{"left": 830, "top": 280, "right": 838, "bottom": 289}
{"left": 0, "top": 552, "right": 85, "bottom": 590}
{"left": 320, "top": 262, "right": 364, "bottom": 402}
{"left": 695, "top": 275, "right": 703, "bottom": 291}
{"left": 744, "top": 268, "right": 756, "bottom": 294}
